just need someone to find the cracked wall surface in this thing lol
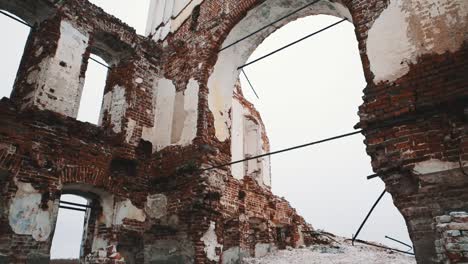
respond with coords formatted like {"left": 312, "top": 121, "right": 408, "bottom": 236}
{"left": 0, "top": 0, "right": 466, "bottom": 263}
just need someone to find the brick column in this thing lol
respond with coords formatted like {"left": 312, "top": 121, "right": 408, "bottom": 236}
{"left": 11, "top": 16, "right": 90, "bottom": 118}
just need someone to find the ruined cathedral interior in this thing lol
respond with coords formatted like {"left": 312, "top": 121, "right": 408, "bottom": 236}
{"left": 0, "top": 0, "right": 467, "bottom": 263}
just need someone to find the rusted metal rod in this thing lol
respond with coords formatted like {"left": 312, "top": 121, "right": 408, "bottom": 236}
{"left": 59, "top": 205, "right": 87, "bottom": 212}
{"left": 241, "top": 69, "right": 259, "bottom": 99}
{"left": 385, "top": 235, "right": 413, "bottom": 252}
{"left": 60, "top": 200, "right": 92, "bottom": 209}
{"left": 352, "top": 189, "right": 386, "bottom": 245}
{"left": 353, "top": 239, "right": 415, "bottom": 256}
{"left": 200, "top": 130, "right": 362, "bottom": 172}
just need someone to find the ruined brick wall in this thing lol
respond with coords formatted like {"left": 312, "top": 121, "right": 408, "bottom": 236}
{"left": 0, "top": 0, "right": 467, "bottom": 263}
{"left": 0, "top": 0, "right": 314, "bottom": 263}
{"left": 434, "top": 211, "right": 468, "bottom": 263}
{"left": 154, "top": 0, "right": 467, "bottom": 263}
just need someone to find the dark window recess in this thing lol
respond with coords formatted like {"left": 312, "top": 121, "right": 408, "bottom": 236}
{"left": 190, "top": 5, "right": 201, "bottom": 31}
{"left": 110, "top": 158, "right": 138, "bottom": 177}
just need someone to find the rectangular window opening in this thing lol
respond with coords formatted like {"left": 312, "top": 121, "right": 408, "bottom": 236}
{"left": 77, "top": 54, "right": 109, "bottom": 125}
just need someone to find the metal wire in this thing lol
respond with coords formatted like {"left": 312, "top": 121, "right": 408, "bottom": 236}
{"left": 219, "top": 0, "right": 322, "bottom": 52}
{"left": 237, "top": 18, "right": 347, "bottom": 70}
{"left": 89, "top": 57, "right": 111, "bottom": 70}
{"left": 200, "top": 130, "right": 362, "bottom": 172}
{"left": 352, "top": 189, "right": 386, "bottom": 245}
{"left": 352, "top": 239, "right": 415, "bottom": 256}
{"left": 59, "top": 205, "right": 88, "bottom": 212}
{"left": 0, "top": 10, "right": 33, "bottom": 28}
{"left": 385, "top": 235, "right": 413, "bottom": 252}
{"left": 241, "top": 69, "right": 259, "bottom": 99}
{"left": 60, "top": 200, "right": 93, "bottom": 209}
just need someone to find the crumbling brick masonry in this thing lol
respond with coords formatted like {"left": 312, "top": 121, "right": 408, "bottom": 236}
{"left": 0, "top": 0, "right": 467, "bottom": 263}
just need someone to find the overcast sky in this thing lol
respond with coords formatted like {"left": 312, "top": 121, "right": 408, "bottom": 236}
{"left": 0, "top": 0, "right": 412, "bottom": 260}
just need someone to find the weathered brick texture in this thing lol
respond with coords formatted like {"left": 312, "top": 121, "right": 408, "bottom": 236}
{"left": 0, "top": 0, "right": 467, "bottom": 263}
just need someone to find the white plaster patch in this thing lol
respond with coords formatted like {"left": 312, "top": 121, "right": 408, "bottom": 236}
{"left": 125, "top": 118, "right": 137, "bottom": 144}
{"left": 230, "top": 100, "right": 245, "bottom": 179}
{"left": 142, "top": 78, "right": 176, "bottom": 151}
{"left": 201, "top": 221, "right": 223, "bottom": 262}
{"left": 171, "top": 78, "right": 199, "bottom": 146}
{"left": 145, "top": 194, "right": 167, "bottom": 219}
{"left": 31, "top": 21, "right": 89, "bottom": 117}
{"left": 8, "top": 181, "right": 54, "bottom": 241}
{"left": 367, "top": 0, "right": 468, "bottom": 83}
{"left": 146, "top": 0, "right": 205, "bottom": 40}
{"left": 100, "top": 85, "right": 127, "bottom": 133}
{"left": 413, "top": 159, "right": 466, "bottom": 175}
{"left": 114, "top": 199, "right": 146, "bottom": 225}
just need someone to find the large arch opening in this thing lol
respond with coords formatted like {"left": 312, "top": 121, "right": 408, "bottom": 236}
{"left": 208, "top": 0, "right": 413, "bottom": 253}
{"left": 0, "top": 10, "right": 30, "bottom": 99}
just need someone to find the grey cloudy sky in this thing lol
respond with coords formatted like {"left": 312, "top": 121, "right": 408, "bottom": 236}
{"left": 0, "top": 1, "right": 412, "bottom": 259}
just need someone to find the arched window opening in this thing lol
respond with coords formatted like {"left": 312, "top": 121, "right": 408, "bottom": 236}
{"left": 237, "top": 15, "right": 412, "bottom": 251}
{"left": 77, "top": 55, "right": 109, "bottom": 125}
{"left": 0, "top": 10, "right": 30, "bottom": 99}
{"left": 50, "top": 194, "right": 89, "bottom": 261}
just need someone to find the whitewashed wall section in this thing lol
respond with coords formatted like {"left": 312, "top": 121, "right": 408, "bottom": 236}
{"left": 146, "top": 0, "right": 205, "bottom": 41}
{"left": 230, "top": 98, "right": 271, "bottom": 188}
{"left": 142, "top": 78, "right": 199, "bottom": 152}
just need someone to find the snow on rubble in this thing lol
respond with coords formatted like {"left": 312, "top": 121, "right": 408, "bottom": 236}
{"left": 243, "top": 237, "right": 416, "bottom": 264}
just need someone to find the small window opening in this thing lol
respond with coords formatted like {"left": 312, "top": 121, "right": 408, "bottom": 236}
{"left": 51, "top": 194, "right": 88, "bottom": 261}
{"left": 77, "top": 54, "right": 109, "bottom": 124}
{"left": 0, "top": 10, "right": 30, "bottom": 99}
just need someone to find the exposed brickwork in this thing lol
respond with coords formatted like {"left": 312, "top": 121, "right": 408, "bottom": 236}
{"left": 434, "top": 212, "right": 468, "bottom": 263}
{"left": 0, "top": 0, "right": 467, "bottom": 263}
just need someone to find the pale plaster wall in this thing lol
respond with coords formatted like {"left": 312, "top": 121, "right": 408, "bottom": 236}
{"left": 201, "top": 221, "right": 223, "bottom": 262}
{"left": 142, "top": 78, "right": 198, "bottom": 152}
{"left": 100, "top": 85, "right": 127, "bottom": 134}
{"left": 171, "top": 78, "right": 199, "bottom": 146}
{"left": 26, "top": 20, "right": 89, "bottom": 118}
{"left": 231, "top": 99, "right": 245, "bottom": 180}
{"left": 146, "top": 0, "right": 204, "bottom": 40}
{"left": 367, "top": 0, "right": 468, "bottom": 83}
{"left": 230, "top": 97, "right": 271, "bottom": 188}
{"left": 142, "top": 78, "right": 176, "bottom": 151}
{"left": 8, "top": 180, "right": 57, "bottom": 242}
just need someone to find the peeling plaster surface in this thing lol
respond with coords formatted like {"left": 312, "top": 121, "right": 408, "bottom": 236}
{"left": 145, "top": 193, "right": 167, "bottom": 219}
{"left": 230, "top": 98, "right": 271, "bottom": 187}
{"left": 171, "top": 78, "right": 199, "bottom": 146}
{"left": 367, "top": 0, "right": 468, "bottom": 83}
{"left": 146, "top": 0, "right": 205, "bottom": 40}
{"left": 114, "top": 199, "right": 146, "bottom": 225}
{"left": 8, "top": 181, "right": 55, "bottom": 241}
{"left": 125, "top": 118, "right": 137, "bottom": 144}
{"left": 100, "top": 85, "right": 127, "bottom": 133}
{"left": 413, "top": 159, "right": 466, "bottom": 175}
{"left": 201, "top": 221, "right": 223, "bottom": 262}
{"left": 231, "top": 100, "right": 245, "bottom": 179}
{"left": 207, "top": 0, "right": 351, "bottom": 141}
{"left": 33, "top": 20, "right": 89, "bottom": 118}
{"left": 142, "top": 78, "right": 176, "bottom": 151}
